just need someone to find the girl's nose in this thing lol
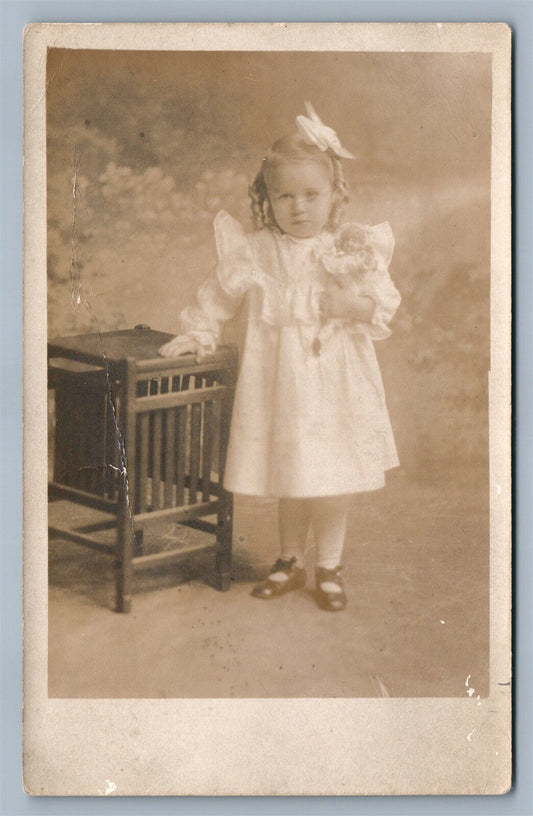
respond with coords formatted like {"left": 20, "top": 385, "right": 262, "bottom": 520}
{"left": 292, "top": 197, "right": 306, "bottom": 214}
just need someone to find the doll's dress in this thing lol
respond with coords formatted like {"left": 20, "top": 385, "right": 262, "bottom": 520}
{"left": 178, "top": 210, "right": 401, "bottom": 498}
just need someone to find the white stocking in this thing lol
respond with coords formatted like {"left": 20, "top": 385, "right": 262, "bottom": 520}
{"left": 274, "top": 497, "right": 311, "bottom": 579}
{"left": 312, "top": 495, "right": 350, "bottom": 591}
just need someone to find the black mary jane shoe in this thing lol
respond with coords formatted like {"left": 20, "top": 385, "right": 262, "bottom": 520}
{"left": 251, "top": 557, "right": 306, "bottom": 600}
{"left": 315, "top": 566, "right": 347, "bottom": 612}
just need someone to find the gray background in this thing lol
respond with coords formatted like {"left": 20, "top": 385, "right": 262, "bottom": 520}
{"left": 2, "top": 0, "right": 531, "bottom": 813}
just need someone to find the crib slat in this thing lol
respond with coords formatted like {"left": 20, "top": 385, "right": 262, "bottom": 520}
{"left": 84, "top": 393, "right": 98, "bottom": 494}
{"left": 113, "top": 391, "right": 122, "bottom": 501}
{"left": 96, "top": 391, "right": 107, "bottom": 495}
{"left": 60, "top": 386, "right": 76, "bottom": 486}
{"left": 74, "top": 391, "right": 86, "bottom": 490}
{"left": 160, "top": 402, "right": 168, "bottom": 503}
{"left": 52, "top": 389, "right": 65, "bottom": 485}
{"left": 105, "top": 394, "right": 117, "bottom": 499}
{"left": 202, "top": 400, "right": 214, "bottom": 501}
{"left": 201, "top": 373, "right": 216, "bottom": 500}
{"left": 103, "top": 393, "right": 110, "bottom": 497}
{"left": 84, "top": 425, "right": 96, "bottom": 493}
{"left": 134, "top": 414, "right": 142, "bottom": 513}
{"left": 152, "top": 411, "right": 162, "bottom": 511}
{"left": 189, "top": 402, "right": 201, "bottom": 503}
{"left": 75, "top": 398, "right": 85, "bottom": 490}
{"left": 114, "top": 390, "right": 123, "bottom": 500}
{"left": 175, "top": 407, "right": 187, "bottom": 506}
{"left": 78, "top": 401, "right": 89, "bottom": 492}
{"left": 138, "top": 412, "right": 149, "bottom": 514}
{"left": 164, "top": 410, "right": 175, "bottom": 508}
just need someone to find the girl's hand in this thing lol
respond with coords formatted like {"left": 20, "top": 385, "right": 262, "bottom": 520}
{"left": 158, "top": 335, "right": 212, "bottom": 360}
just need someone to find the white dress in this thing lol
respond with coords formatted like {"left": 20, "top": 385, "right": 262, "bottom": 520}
{"left": 179, "top": 210, "right": 401, "bottom": 498}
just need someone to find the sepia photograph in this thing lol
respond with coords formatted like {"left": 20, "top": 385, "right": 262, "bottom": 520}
{"left": 45, "top": 45, "right": 492, "bottom": 699}
{"left": 23, "top": 22, "right": 511, "bottom": 795}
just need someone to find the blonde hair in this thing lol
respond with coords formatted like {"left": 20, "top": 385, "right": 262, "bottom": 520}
{"left": 249, "top": 133, "right": 349, "bottom": 232}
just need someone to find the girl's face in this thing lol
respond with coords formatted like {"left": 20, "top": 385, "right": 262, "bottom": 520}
{"left": 267, "top": 161, "right": 333, "bottom": 239}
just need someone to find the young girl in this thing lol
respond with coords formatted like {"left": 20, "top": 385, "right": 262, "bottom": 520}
{"left": 159, "top": 103, "right": 401, "bottom": 611}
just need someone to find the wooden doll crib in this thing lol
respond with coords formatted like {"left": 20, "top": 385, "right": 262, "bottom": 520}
{"left": 47, "top": 326, "right": 238, "bottom": 612}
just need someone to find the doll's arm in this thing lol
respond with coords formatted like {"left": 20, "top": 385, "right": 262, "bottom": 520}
{"left": 358, "top": 267, "right": 401, "bottom": 338}
{"left": 321, "top": 286, "right": 376, "bottom": 323}
{"left": 320, "top": 267, "right": 400, "bottom": 339}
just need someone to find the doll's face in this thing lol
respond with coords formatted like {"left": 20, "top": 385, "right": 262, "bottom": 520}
{"left": 267, "top": 161, "right": 333, "bottom": 239}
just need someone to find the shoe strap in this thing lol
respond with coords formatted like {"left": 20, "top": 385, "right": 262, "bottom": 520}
{"left": 271, "top": 556, "right": 297, "bottom": 574}
{"left": 316, "top": 566, "right": 343, "bottom": 582}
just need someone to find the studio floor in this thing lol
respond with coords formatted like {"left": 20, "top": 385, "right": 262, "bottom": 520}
{"left": 48, "top": 468, "right": 489, "bottom": 699}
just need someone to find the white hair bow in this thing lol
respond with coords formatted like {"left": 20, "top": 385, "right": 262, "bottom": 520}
{"left": 296, "top": 101, "right": 355, "bottom": 159}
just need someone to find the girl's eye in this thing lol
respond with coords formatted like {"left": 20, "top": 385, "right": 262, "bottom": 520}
{"left": 305, "top": 192, "right": 318, "bottom": 200}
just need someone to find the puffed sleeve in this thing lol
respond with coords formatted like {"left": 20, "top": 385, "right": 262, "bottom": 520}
{"left": 178, "top": 210, "right": 255, "bottom": 349}
{"left": 213, "top": 210, "right": 256, "bottom": 298}
{"left": 348, "top": 222, "right": 401, "bottom": 341}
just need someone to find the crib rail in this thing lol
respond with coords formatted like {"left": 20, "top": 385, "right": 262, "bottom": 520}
{"left": 48, "top": 357, "right": 232, "bottom": 513}
{"left": 48, "top": 332, "right": 238, "bottom": 612}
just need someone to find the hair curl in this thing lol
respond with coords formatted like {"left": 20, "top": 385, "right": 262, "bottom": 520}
{"left": 249, "top": 133, "right": 349, "bottom": 232}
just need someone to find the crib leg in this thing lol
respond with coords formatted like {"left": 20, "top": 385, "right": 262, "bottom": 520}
{"left": 114, "top": 475, "right": 134, "bottom": 613}
{"left": 134, "top": 528, "right": 144, "bottom": 557}
{"left": 114, "top": 357, "right": 137, "bottom": 613}
{"left": 215, "top": 490, "right": 233, "bottom": 591}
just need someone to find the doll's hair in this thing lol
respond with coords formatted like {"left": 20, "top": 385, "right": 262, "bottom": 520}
{"left": 249, "top": 133, "right": 349, "bottom": 232}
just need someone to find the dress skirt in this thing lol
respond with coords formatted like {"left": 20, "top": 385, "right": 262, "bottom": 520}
{"left": 223, "top": 293, "right": 399, "bottom": 497}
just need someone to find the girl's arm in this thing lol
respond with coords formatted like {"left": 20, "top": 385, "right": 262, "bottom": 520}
{"left": 159, "top": 212, "right": 254, "bottom": 359}
{"left": 159, "top": 272, "right": 242, "bottom": 358}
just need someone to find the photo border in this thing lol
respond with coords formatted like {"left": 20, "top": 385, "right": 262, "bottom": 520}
{"left": 24, "top": 19, "right": 511, "bottom": 797}
{"left": 2, "top": 0, "right": 530, "bottom": 811}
